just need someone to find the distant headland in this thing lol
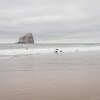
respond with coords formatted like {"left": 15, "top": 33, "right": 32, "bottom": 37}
{"left": 17, "top": 33, "right": 34, "bottom": 44}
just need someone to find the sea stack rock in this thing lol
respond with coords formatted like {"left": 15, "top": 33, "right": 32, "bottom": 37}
{"left": 18, "top": 33, "right": 34, "bottom": 44}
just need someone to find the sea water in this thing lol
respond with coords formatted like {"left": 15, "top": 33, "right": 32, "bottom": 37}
{"left": 0, "top": 43, "right": 100, "bottom": 57}
{"left": 0, "top": 43, "right": 100, "bottom": 72}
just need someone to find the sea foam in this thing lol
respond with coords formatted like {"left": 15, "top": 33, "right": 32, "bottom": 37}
{"left": 0, "top": 46, "right": 100, "bottom": 56}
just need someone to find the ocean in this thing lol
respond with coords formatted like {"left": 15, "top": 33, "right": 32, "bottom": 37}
{"left": 0, "top": 43, "right": 100, "bottom": 56}
{"left": 0, "top": 43, "right": 100, "bottom": 72}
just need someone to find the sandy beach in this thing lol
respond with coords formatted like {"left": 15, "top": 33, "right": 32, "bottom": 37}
{"left": 0, "top": 0, "right": 100, "bottom": 99}
{"left": 0, "top": 51, "right": 100, "bottom": 100}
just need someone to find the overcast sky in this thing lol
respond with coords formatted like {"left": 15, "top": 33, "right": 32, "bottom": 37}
{"left": 0, "top": 0, "right": 100, "bottom": 43}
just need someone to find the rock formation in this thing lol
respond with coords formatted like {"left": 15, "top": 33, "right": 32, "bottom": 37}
{"left": 18, "top": 33, "right": 34, "bottom": 44}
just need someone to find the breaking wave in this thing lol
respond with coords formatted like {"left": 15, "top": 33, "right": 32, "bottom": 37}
{"left": 0, "top": 46, "right": 100, "bottom": 56}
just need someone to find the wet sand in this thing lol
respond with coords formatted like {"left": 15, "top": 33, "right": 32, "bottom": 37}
{"left": 0, "top": 51, "right": 100, "bottom": 100}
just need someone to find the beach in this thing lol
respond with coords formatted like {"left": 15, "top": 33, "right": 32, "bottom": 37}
{"left": 0, "top": 50, "right": 100, "bottom": 100}
{"left": 0, "top": 0, "right": 100, "bottom": 99}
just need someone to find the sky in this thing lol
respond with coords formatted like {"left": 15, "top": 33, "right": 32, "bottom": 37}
{"left": 0, "top": 0, "right": 100, "bottom": 43}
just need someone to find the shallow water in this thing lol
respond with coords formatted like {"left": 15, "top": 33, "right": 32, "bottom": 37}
{"left": 0, "top": 51, "right": 100, "bottom": 72}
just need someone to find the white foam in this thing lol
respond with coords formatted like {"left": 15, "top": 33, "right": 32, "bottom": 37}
{"left": 0, "top": 46, "right": 100, "bottom": 56}
{"left": 0, "top": 56, "right": 11, "bottom": 60}
{"left": 0, "top": 48, "right": 54, "bottom": 56}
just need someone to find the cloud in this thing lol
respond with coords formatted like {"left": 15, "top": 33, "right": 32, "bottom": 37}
{"left": 0, "top": 0, "right": 100, "bottom": 43}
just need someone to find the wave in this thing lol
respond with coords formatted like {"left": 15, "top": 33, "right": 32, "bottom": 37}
{"left": 0, "top": 48, "right": 54, "bottom": 56}
{"left": 0, "top": 46, "right": 100, "bottom": 56}
{"left": 0, "top": 56, "right": 12, "bottom": 60}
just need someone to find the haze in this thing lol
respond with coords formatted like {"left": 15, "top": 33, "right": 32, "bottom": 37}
{"left": 0, "top": 0, "right": 100, "bottom": 43}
